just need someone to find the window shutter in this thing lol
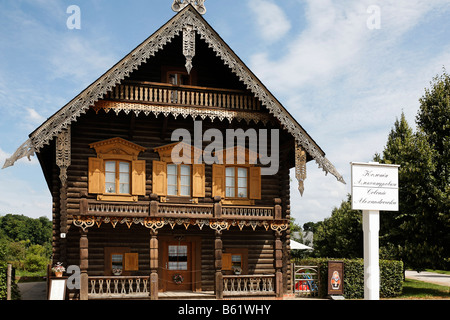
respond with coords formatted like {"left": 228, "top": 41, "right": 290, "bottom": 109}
{"left": 152, "top": 161, "right": 167, "bottom": 196}
{"left": 222, "top": 253, "right": 232, "bottom": 271}
{"left": 88, "top": 158, "right": 104, "bottom": 194}
{"left": 212, "top": 164, "right": 225, "bottom": 198}
{"left": 249, "top": 167, "right": 261, "bottom": 200}
{"left": 132, "top": 160, "right": 146, "bottom": 196}
{"left": 124, "top": 253, "right": 139, "bottom": 271}
{"left": 192, "top": 164, "right": 205, "bottom": 198}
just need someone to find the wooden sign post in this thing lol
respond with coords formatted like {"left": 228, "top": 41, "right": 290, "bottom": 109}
{"left": 351, "top": 162, "right": 399, "bottom": 300}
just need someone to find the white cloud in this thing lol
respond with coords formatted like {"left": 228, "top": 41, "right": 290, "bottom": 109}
{"left": 249, "top": 0, "right": 450, "bottom": 225}
{"left": 248, "top": 0, "right": 291, "bottom": 42}
{"left": 26, "top": 108, "right": 45, "bottom": 124}
{"left": 48, "top": 36, "right": 117, "bottom": 87}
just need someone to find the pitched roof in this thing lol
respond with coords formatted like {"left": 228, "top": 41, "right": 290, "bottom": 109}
{"left": 3, "top": 5, "right": 344, "bottom": 184}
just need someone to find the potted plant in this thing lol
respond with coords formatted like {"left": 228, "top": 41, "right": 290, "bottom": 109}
{"left": 232, "top": 266, "right": 242, "bottom": 275}
{"left": 52, "top": 262, "right": 66, "bottom": 277}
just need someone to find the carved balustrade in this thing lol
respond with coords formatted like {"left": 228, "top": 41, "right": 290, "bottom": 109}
{"left": 104, "top": 81, "right": 262, "bottom": 111}
{"left": 88, "top": 276, "right": 150, "bottom": 300}
{"left": 223, "top": 275, "right": 275, "bottom": 296}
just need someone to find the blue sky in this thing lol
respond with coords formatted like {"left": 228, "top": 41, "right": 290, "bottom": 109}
{"left": 1, "top": 0, "right": 450, "bottom": 226}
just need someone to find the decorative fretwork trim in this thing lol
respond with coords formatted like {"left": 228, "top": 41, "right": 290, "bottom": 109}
{"left": 93, "top": 100, "right": 272, "bottom": 125}
{"left": 72, "top": 215, "right": 288, "bottom": 233}
{"left": 295, "top": 143, "right": 307, "bottom": 196}
{"left": 4, "top": 6, "right": 345, "bottom": 185}
{"left": 56, "top": 127, "right": 71, "bottom": 186}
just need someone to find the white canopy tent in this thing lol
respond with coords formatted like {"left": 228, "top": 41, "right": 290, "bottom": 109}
{"left": 290, "top": 240, "right": 313, "bottom": 250}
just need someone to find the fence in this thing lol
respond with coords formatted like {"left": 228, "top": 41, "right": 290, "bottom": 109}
{"left": 292, "top": 265, "right": 319, "bottom": 297}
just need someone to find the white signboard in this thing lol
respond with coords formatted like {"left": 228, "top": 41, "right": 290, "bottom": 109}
{"left": 351, "top": 162, "right": 400, "bottom": 211}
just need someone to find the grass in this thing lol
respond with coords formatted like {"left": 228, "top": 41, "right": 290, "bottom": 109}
{"left": 398, "top": 279, "right": 450, "bottom": 299}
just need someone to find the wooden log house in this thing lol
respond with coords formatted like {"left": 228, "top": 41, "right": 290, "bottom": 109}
{"left": 3, "top": 3, "right": 345, "bottom": 300}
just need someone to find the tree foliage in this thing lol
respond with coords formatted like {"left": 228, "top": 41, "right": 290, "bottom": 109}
{"left": 0, "top": 214, "right": 52, "bottom": 274}
{"left": 313, "top": 194, "right": 363, "bottom": 259}
{"left": 375, "top": 69, "right": 449, "bottom": 270}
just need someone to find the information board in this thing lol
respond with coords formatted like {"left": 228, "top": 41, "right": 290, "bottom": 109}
{"left": 351, "top": 162, "right": 399, "bottom": 211}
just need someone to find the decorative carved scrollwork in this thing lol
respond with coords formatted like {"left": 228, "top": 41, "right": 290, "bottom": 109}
{"left": 56, "top": 127, "right": 71, "bottom": 186}
{"left": 172, "top": 0, "right": 206, "bottom": 15}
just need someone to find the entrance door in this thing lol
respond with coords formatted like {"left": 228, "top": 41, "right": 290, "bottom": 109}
{"left": 164, "top": 242, "right": 192, "bottom": 291}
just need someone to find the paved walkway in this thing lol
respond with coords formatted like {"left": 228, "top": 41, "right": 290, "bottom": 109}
{"left": 405, "top": 270, "right": 450, "bottom": 287}
{"left": 17, "top": 281, "right": 47, "bottom": 300}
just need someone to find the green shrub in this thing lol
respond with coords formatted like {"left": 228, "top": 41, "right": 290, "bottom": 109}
{"left": 295, "top": 258, "right": 403, "bottom": 299}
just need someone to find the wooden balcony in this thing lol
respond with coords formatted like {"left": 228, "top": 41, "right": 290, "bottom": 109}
{"left": 79, "top": 197, "right": 281, "bottom": 221}
{"left": 104, "top": 81, "right": 262, "bottom": 111}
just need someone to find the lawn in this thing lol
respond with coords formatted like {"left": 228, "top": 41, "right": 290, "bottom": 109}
{"left": 398, "top": 279, "right": 450, "bottom": 299}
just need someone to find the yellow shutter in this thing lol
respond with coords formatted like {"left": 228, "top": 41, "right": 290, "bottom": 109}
{"left": 249, "top": 167, "right": 261, "bottom": 200}
{"left": 212, "top": 164, "right": 225, "bottom": 198}
{"left": 132, "top": 160, "right": 146, "bottom": 196}
{"left": 124, "top": 253, "right": 139, "bottom": 271}
{"left": 88, "top": 158, "right": 104, "bottom": 194}
{"left": 192, "top": 164, "right": 205, "bottom": 198}
{"left": 222, "top": 253, "right": 232, "bottom": 271}
{"left": 152, "top": 160, "right": 167, "bottom": 196}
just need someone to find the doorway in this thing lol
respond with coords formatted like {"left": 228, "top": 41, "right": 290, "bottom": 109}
{"left": 162, "top": 241, "right": 192, "bottom": 291}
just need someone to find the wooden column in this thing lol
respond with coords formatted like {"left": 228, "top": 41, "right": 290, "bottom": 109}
{"left": 150, "top": 230, "right": 159, "bottom": 300}
{"left": 79, "top": 229, "right": 89, "bottom": 300}
{"left": 213, "top": 196, "right": 222, "bottom": 219}
{"left": 149, "top": 193, "right": 159, "bottom": 217}
{"left": 274, "top": 231, "right": 283, "bottom": 298}
{"left": 214, "top": 231, "right": 223, "bottom": 300}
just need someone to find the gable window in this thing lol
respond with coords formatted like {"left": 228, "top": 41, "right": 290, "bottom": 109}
{"left": 88, "top": 138, "right": 146, "bottom": 202}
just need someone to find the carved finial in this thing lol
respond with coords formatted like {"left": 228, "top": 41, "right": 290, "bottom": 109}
{"left": 172, "top": 0, "right": 206, "bottom": 15}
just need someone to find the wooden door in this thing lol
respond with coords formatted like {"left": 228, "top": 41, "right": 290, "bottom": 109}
{"left": 163, "top": 242, "right": 192, "bottom": 291}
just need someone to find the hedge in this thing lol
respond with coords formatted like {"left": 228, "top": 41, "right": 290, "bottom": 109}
{"left": 0, "top": 263, "right": 20, "bottom": 300}
{"left": 295, "top": 258, "right": 403, "bottom": 299}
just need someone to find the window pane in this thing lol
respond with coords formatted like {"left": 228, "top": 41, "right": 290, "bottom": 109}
{"left": 120, "top": 183, "right": 130, "bottom": 194}
{"left": 105, "top": 183, "right": 116, "bottom": 194}
{"left": 180, "top": 186, "right": 190, "bottom": 196}
{"left": 105, "top": 161, "right": 116, "bottom": 172}
{"left": 167, "top": 164, "right": 177, "bottom": 175}
{"left": 168, "top": 246, "right": 188, "bottom": 270}
{"left": 168, "top": 185, "right": 177, "bottom": 196}
{"left": 238, "top": 188, "right": 247, "bottom": 198}
{"left": 226, "top": 176, "right": 235, "bottom": 187}
{"left": 167, "top": 174, "right": 177, "bottom": 185}
{"left": 238, "top": 168, "right": 247, "bottom": 178}
{"left": 119, "top": 162, "right": 130, "bottom": 173}
{"left": 226, "top": 167, "right": 235, "bottom": 177}
{"left": 226, "top": 187, "right": 235, "bottom": 198}
{"left": 180, "top": 175, "right": 190, "bottom": 186}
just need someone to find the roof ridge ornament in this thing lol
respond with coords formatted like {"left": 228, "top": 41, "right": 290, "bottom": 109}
{"left": 172, "top": 0, "right": 206, "bottom": 15}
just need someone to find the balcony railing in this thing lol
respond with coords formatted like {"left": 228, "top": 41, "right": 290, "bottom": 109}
{"left": 79, "top": 197, "right": 281, "bottom": 221}
{"left": 105, "top": 81, "right": 262, "bottom": 111}
{"left": 223, "top": 275, "right": 275, "bottom": 296}
{"left": 88, "top": 276, "right": 150, "bottom": 300}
